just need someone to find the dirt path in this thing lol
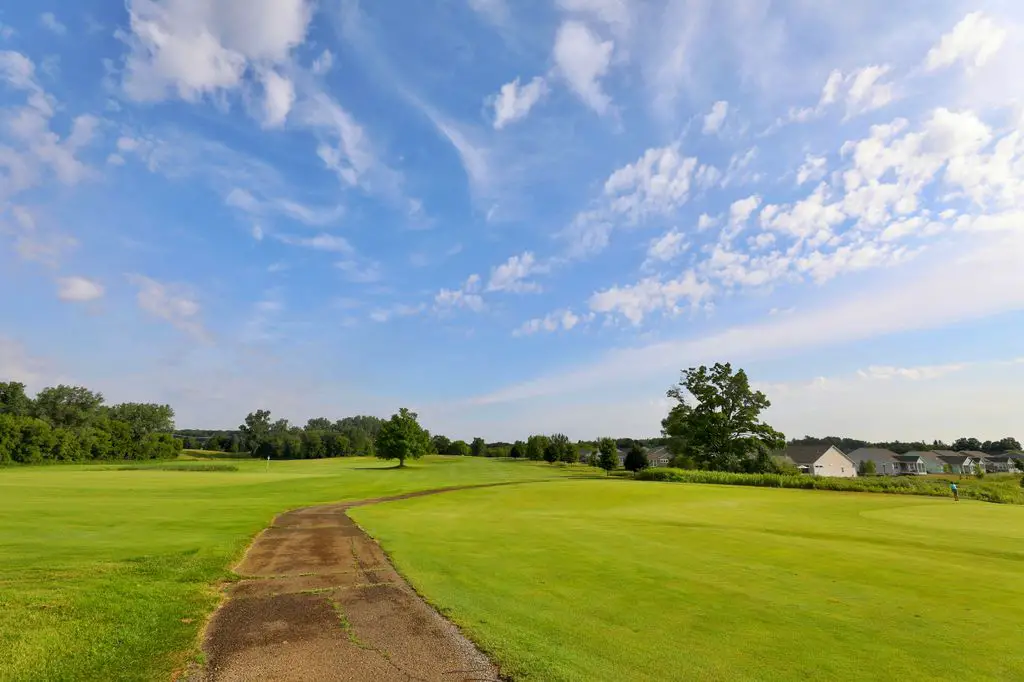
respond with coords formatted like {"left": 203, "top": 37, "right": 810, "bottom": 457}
{"left": 196, "top": 487, "right": 504, "bottom": 682}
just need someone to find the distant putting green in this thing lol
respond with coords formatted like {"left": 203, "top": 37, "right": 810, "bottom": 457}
{"left": 0, "top": 457, "right": 577, "bottom": 681}
{"left": 352, "top": 480, "right": 1024, "bottom": 681}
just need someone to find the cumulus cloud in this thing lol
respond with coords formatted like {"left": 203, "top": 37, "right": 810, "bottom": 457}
{"left": 702, "top": 100, "right": 728, "bottom": 134}
{"left": 122, "top": 0, "right": 312, "bottom": 103}
{"left": 487, "top": 251, "right": 543, "bottom": 293}
{"left": 127, "top": 274, "right": 209, "bottom": 342}
{"left": 926, "top": 12, "right": 1006, "bottom": 72}
{"left": 56, "top": 277, "right": 104, "bottom": 302}
{"left": 435, "top": 274, "right": 485, "bottom": 313}
{"left": 796, "top": 154, "right": 827, "bottom": 185}
{"left": 259, "top": 70, "right": 295, "bottom": 128}
{"left": 491, "top": 76, "right": 547, "bottom": 129}
{"left": 604, "top": 143, "right": 698, "bottom": 220}
{"left": 553, "top": 20, "right": 614, "bottom": 115}
{"left": 643, "top": 228, "right": 688, "bottom": 268}
{"left": 589, "top": 271, "right": 712, "bottom": 325}
{"left": 515, "top": 309, "right": 583, "bottom": 336}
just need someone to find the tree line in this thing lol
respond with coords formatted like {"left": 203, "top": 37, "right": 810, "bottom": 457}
{"left": 0, "top": 382, "right": 182, "bottom": 465}
{"left": 789, "top": 435, "right": 1022, "bottom": 455}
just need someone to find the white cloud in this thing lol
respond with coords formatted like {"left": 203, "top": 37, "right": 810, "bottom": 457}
{"left": 514, "top": 309, "right": 583, "bottom": 336}
{"left": 588, "top": 270, "right": 712, "bottom": 325}
{"left": 370, "top": 302, "right": 425, "bottom": 323}
{"left": 702, "top": 100, "right": 729, "bottom": 134}
{"left": 311, "top": 49, "right": 333, "bottom": 75}
{"left": 796, "top": 154, "right": 827, "bottom": 185}
{"left": 260, "top": 70, "right": 295, "bottom": 128}
{"left": 470, "top": 230, "right": 1024, "bottom": 406}
{"left": 644, "top": 228, "right": 688, "bottom": 267}
{"left": 296, "top": 92, "right": 378, "bottom": 188}
{"left": 0, "top": 336, "right": 56, "bottom": 387}
{"left": 435, "top": 274, "right": 485, "bottom": 313}
{"left": 858, "top": 364, "right": 968, "bottom": 381}
{"left": 335, "top": 259, "right": 382, "bottom": 284}
{"left": 553, "top": 20, "right": 614, "bottom": 115}
{"left": 122, "top": 0, "right": 312, "bottom": 103}
{"left": 491, "top": 76, "right": 547, "bottom": 130}
{"left": 697, "top": 213, "right": 718, "bottom": 231}
{"left": 40, "top": 12, "right": 67, "bottom": 35}
{"left": 56, "top": 277, "right": 104, "bottom": 302}
{"left": 926, "top": 12, "right": 1006, "bottom": 72}
{"left": 280, "top": 232, "right": 353, "bottom": 253}
{"left": 487, "top": 251, "right": 543, "bottom": 293}
{"left": 729, "top": 194, "right": 761, "bottom": 227}
{"left": 557, "top": 0, "right": 631, "bottom": 38}
{"left": 127, "top": 274, "right": 209, "bottom": 342}
{"left": 604, "top": 143, "right": 698, "bottom": 220}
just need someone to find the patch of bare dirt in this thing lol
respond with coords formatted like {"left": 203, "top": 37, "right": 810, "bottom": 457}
{"left": 194, "top": 488, "right": 504, "bottom": 682}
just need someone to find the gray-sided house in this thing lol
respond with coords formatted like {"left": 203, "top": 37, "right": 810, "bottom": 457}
{"left": 981, "top": 454, "right": 1019, "bottom": 473}
{"left": 646, "top": 446, "right": 672, "bottom": 467}
{"left": 915, "top": 451, "right": 947, "bottom": 474}
{"left": 845, "top": 448, "right": 900, "bottom": 475}
{"left": 894, "top": 452, "right": 929, "bottom": 475}
{"left": 783, "top": 444, "right": 857, "bottom": 478}
{"left": 934, "top": 451, "right": 979, "bottom": 474}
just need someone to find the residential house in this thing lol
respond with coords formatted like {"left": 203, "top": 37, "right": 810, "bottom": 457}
{"left": 981, "top": 454, "right": 1020, "bottom": 473}
{"left": 893, "top": 452, "right": 929, "bottom": 475}
{"left": 845, "top": 448, "right": 900, "bottom": 476}
{"left": 782, "top": 444, "right": 857, "bottom": 478}
{"left": 933, "top": 452, "right": 978, "bottom": 475}
{"left": 915, "top": 451, "right": 948, "bottom": 474}
{"left": 646, "top": 446, "right": 672, "bottom": 467}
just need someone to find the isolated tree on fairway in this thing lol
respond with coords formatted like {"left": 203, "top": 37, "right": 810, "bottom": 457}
{"left": 510, "top": 441, "right": 525, "bottom": 459}
{"left": 624, "top": 443, "right": 649, "bottom": 473}
{"left": 471, "top": 437, "right": 487, "bottom": 457}
{"left": 375, "top": 408, "right": 430, "bottom": 467}
{"left": 662, "top": 363, "right": 785, "bottom": 473}
{"left": 597, "top": 437, "right": 618, "bottom": 474}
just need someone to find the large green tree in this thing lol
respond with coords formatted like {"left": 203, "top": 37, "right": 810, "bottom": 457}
{"left": 0, "top": 382, "right": 33, "bottom": 417}
{"left": 597, "top": 437, "right": 618, "bottom": 473}
{"left": 470, "top": 437, "right": 487, "bottom": 457}
{"left": 448, "top": 439, "right": 471, "bottom": 456}
{"left": 624, "top": 443, "right": 649, "bottom": 473}
{"left": 374, "top": 408, "right": 431, "bottom": 467}
{"left": 431, "top": 434, "right": 452, "bottom": 455}
{"left": 105, "top": 403, "right": 175, "bottom": 439}
{"left": 239, "top": 410, "right": 272, "bottom": 452}
{"left": 662, "top": 363, "right": 785, "bottom": 473}
{"left": 526, "top": 434, "right": 549, "bottom": 462}
{"left": 33, "top": 385, "right": 104, "bottom": 429}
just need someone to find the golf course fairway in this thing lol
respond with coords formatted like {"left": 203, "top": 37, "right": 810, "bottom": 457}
{"left": 351, "top": 478, "right": 1024, "bottom": 681}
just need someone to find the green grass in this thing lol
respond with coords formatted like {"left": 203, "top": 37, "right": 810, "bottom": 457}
{"left": 351, "top": 479, "right": 1024, "bottom": 681}
{"left": 0, "top": 456, "right": 579, "bottom": 681}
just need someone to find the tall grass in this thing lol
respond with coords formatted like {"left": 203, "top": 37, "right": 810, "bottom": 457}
{"left": 633, "top": 468, "right": 1024, "bottom": 504}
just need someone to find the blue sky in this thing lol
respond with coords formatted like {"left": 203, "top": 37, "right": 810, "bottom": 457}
{"left": 2, "top": 0, "right": 1023, "bottom": 442}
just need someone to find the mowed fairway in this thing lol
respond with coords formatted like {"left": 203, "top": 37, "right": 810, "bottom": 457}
{"left": 0, "top": 457, "right": 577, "bottom": 682}
{"left": 352, "top": 479, "right": 1024, "bottom": 681}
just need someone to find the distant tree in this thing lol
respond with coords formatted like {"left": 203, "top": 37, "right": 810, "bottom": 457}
{"left": 624, "top": 443, "right": 649, "bottom": 473}
{"left": 106, "top": 403, "right": 175, "bottom": 439}
{"left": 448, "top": 440, "right": 471, "bottom": 456}
{"left": 859, "top": 459, "right": 877, "bottom": 476}
{"left": 0, "top": 382, "right": 33, "bottom": 417}
{"left": 543, "top": 440, "right": 559, "bottom": 464}
{"left": 240, "top": 410, "right": 272, "bottom": 452}
{"left": 556, "top": 434, "right": 579, "bottom": 464}
{"left": 526, "top": 434, "right": 549, "bottom": 461}
{"left": 597, "top": 438, "right": 619, "bottom": 473}
{"left": 953, "top": 437, "right": 983, "bottom": 452}
{"left": 662, "top": 363, "right": 784, "bottom": 473}
{"left": 431, "top": 435, "right": 452, "bottom": 455}
{"left": 995, "top": 437, "right": 1022, "bottom": 453}
{"left": 305, "top": 417, "right": 333, "bottom": 431}
{"left": 33, "top": 385, "right": 104, "bottom": 429}
{"left": 930, "top": 439, "right": 949, "bottom": 450}
{"left": 470, "top": 437, "right": 487, "bottom": 457}
{"left": 375, "top": 408, "right": 431, "bottom": 468}
{"left": 510, "top": 441, "right": 525, "bottom": 459}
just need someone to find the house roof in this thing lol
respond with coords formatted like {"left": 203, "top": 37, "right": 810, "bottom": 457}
{"left": 933, "top": 449, "right": 970, "bottom": 458}
{"left": 936, "top": 454, "right": 971, "bottom": 465}
{"left": 847, "top": 448, "right": 898, "bottom": 462}
{"left": 895, "top": 454, "right": 924, "bottom": 462}
{"left": 784, "top": 444, "right": 844, "bottom": 465}
{"left": 959, "top": 450, "right": 987, "bottom": 459}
